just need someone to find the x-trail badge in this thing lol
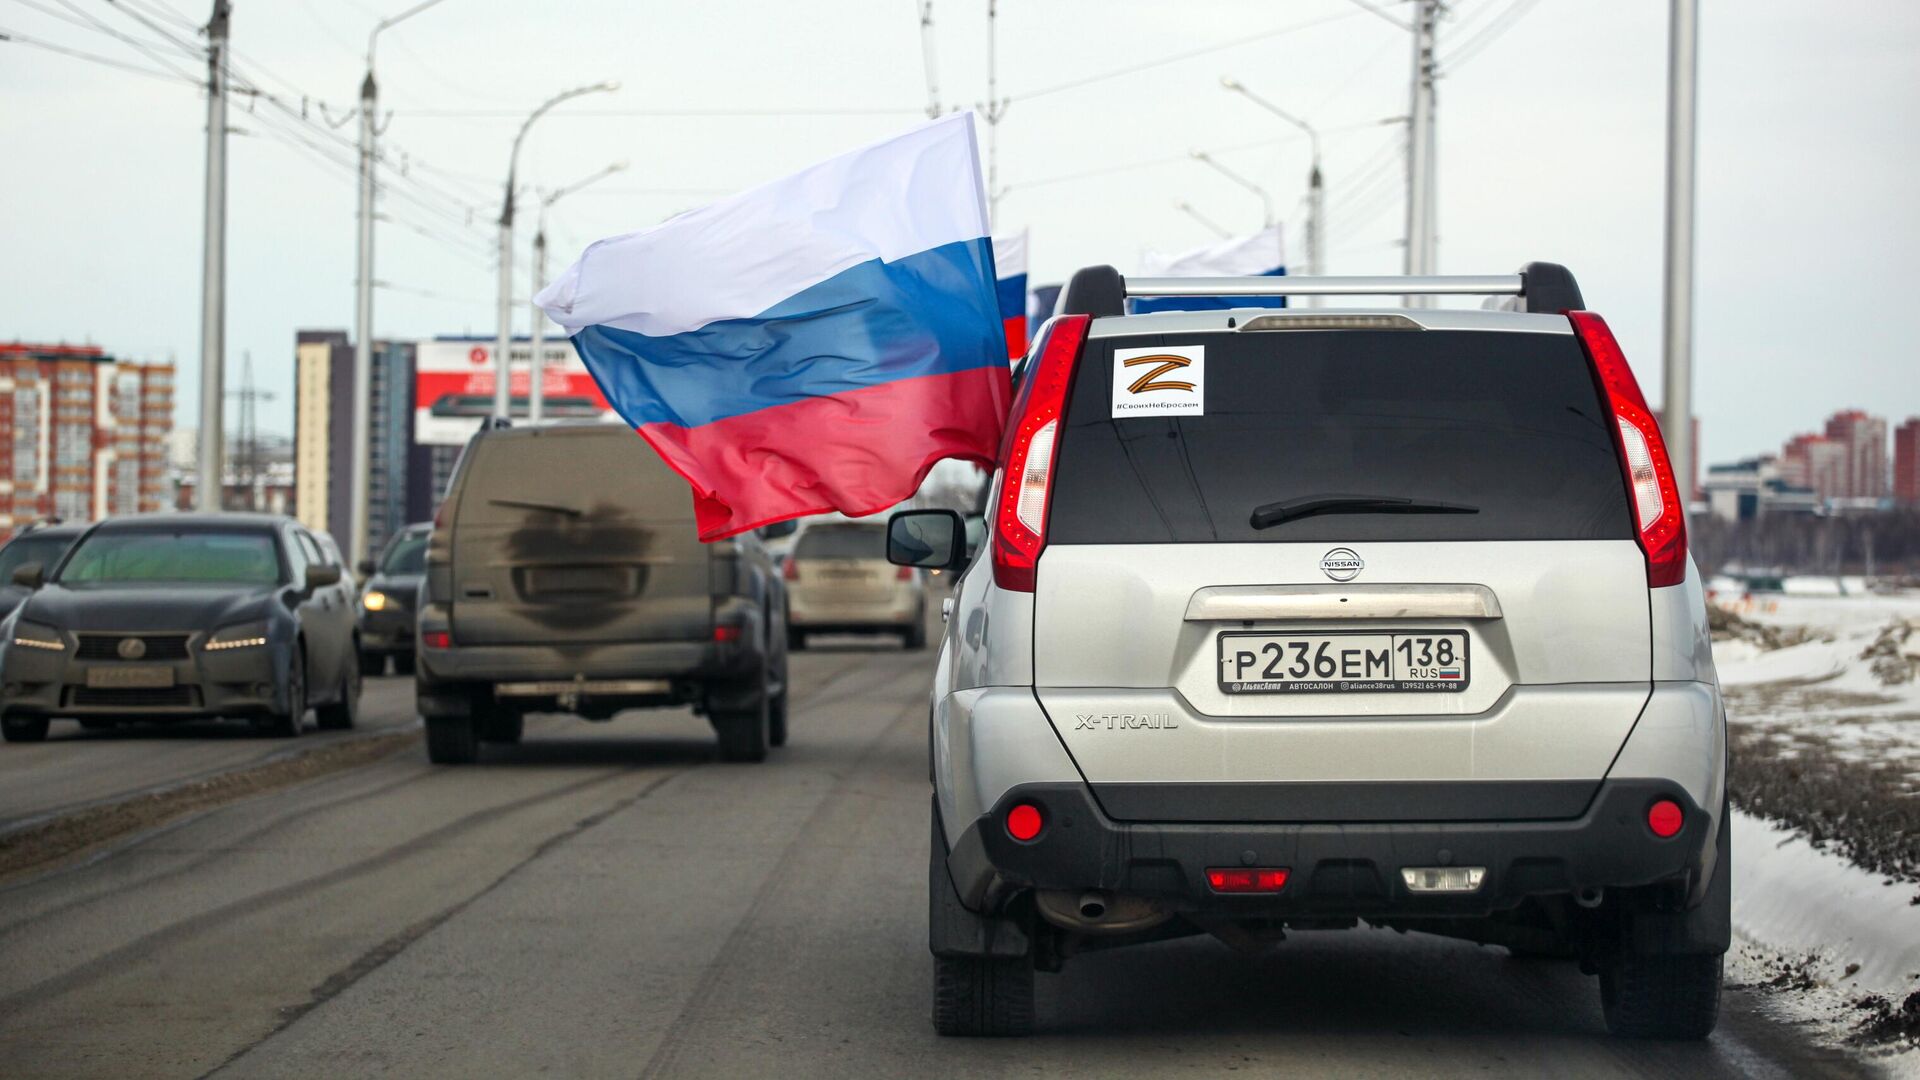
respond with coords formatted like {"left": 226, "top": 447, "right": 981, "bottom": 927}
{"left": 1319, "top": 547, "right": 1364, "bottom": 582}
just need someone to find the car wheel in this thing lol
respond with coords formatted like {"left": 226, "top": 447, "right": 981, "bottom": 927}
{"left": 1, "top": 717, "right": 51, "bottom": 743}
{"left": 1599, "top": 952, "right": 1722, "bottom": 1039}
{"left": 932, "top": 955, "right": 1034, "bottom": 1037}
{"left": 425, "top": 715, "right": 479, "bottom": 764}
{"left": 786, "top": 626, "right": 806, "bottom": 652}
{"left": 358, "top": 651, "right": 386, "bottom": 678}
{"left": 316, "top": 658, "right": 361, "bottom": 731}
{"left": 391, "top": 652, "right": 416, "bottom": 676}
{"left": 712, "top": 682, "right": 769, "bottom": 763}
{"left": 478, "top": 705, "right": 524, "bottom": 745}
{"left": 253, "top": 649, "right": 306, "bottom": 738}
{"left": 904, "top": 618, "right": 928, "bottom": 651}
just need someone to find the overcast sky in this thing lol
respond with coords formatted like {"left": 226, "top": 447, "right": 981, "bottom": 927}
{"left": 3, "top": 0, "right": 1916, "bottom": 464}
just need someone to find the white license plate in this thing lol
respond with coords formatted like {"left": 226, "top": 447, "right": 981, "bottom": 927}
{"left": 86, "top": 665, "right": 176, "bottom": 689}
{"left": 494, "top": 679, "right": 671, "bottom": 697}
{"left": 1217, "top": 631, "right": 1470, "bottom": 694}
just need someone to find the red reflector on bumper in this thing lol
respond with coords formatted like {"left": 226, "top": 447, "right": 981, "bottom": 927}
{"left": 1206, "top": 867, "right": 1290, "bottom": 894}
{"left": 713, "top": 625, "right": 742, "bottom": 643}
{"left": 1647, "top": 799, "right": 1684, "bottom": 838}
{"left": 1005, "top": 803, "right": 1044, "bottom": 842}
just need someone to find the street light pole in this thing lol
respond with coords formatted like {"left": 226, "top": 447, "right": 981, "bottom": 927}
{"left": 1662, "top": 0, "right": 1699, "bottom": 510}
{"left": 528, "top": 161, "right": 627, "bottom": 426}
{"left": 195, "top": 0, "right": 230, "bottom": 512}
{"left": 493, "top": 81, "right": 619, "bottom": 421}
{"left": 1174, "top": 200, "right": 1232, "bottom": 240}
{"left": 350, "top": 0, "right": 455, "bottom": 569}
{"left": 1190, "top": 150, "right": 1274, "bottom": 227}
{"left": 1404, "top": 0, "right": 1440, "bottom": 301}
{"left": 1222, "top": 76, "right": 1324, "bottom": 303}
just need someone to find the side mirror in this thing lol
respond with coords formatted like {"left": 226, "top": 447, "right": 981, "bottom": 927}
{"left": 757, "top": 519, "right": 799, "bottom": 540}
{"left": 356, "top": 559, "right": 376, "bottom": 577}
{"left": 887, "top": 509, "right": 967, "bottom": 571}
{"left": 305, "top": 564, "right": 343, "bottom": 590}
{"left": 11, "top": 563, "right": 44, "bottom": 590}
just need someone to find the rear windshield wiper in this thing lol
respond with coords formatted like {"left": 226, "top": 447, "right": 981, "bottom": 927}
{"left": 1249, "top": 494, "right": 1479, "bottom": 530}
{"left": 489, "top": 496, "right": 583, "bottom": 517}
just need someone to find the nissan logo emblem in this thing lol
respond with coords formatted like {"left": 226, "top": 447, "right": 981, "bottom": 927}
{"left": 1319, "top": 548, "right": 1364, "bottom": 582}
{"left": 117, "top": 637, "right": 147, "bottom": 660}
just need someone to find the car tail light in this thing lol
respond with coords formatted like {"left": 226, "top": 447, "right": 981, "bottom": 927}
{"left": 713, "top": 624, "right": 742, "bottom": 644}
{"left": 895, "top": 565, "right": 913, "bottom": 581}
{"left": 992, "top": 315, "right": 1090, "bottom": 592}
{"left": 1005, "top": 802, "right": 1044, "bottom": 842}
{"left": 1568, "top": 311, "right": 1688, "bottom": 588}
{"left": 782, "top": 558, "right": 798, "bottom": 581}
{"left": 1206, "top": 867, "right": 1290, "bottom": 894}
{"left": 422, "top": 630, "right": 451, "bottom": 649}
{"left": 1647, "top": 798, "right": 1684, "bottom": 838}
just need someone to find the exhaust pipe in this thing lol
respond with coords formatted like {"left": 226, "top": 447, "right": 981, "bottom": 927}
{"left": 1574, "top": 886, "right": 1604, "bottom": 909}
{"left": 1035, "top": 889, "right": 1170, "bottom": 934}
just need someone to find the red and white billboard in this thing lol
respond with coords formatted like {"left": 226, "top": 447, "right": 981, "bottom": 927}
{"left": 413, "top": 340, "right": 617, "bottom": 446}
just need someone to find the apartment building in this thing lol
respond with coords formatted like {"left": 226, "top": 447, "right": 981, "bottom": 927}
{"left": 0, "top": 342, "right": 173, "bottom": 535}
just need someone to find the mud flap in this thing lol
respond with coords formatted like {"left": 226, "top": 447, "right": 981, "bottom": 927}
{"left": 929, "top": 797, "right": 1031, "bottom": 960}
{"left": 1625, "top": 801, "right": 1731, "bottom": 955}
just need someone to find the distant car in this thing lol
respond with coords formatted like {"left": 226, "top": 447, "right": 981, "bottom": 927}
{"left": 0, "top": 514, "right": 362, "bottom": 742}
{"left": 0, "top": 521, "right": 87, "bottom": 623}
{"left": 784, "top": 520, "right": 927, "bottom": 650}
{"left": 415, "top": 423, "right": 789, "bottom": 764}
{"left": 357, "top": 522, "right": 430, "bottom": 676}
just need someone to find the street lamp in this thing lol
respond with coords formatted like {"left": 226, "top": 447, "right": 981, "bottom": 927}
{"left": 1189, "top": 150, "right": 1274, "bottom": 228}
{"left": 527, "top": 160, "right": 627, "bottom": 425}
{"left": 349, "top": 0, "right": 457, "bottom": 570}
{"left": 1174, "top": 200, "right": 1232, "bottom": 240}
{"left": 1222, "top": 75, "right": 1324, "bottom": 294}
{"left": 493, "top": 80, "right": 619, "bottom": 420}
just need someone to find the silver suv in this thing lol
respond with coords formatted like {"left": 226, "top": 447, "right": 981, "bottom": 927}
{"left": 888, "top": 264, "right": 1727, "bottom": 1039}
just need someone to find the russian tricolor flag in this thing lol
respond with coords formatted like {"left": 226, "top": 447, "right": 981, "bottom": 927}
{"left": 1130, "top": 224, "right": 1288, "bottom": 313}
{"left": 992, "top": 229, "right": 1028, "bottom": 359}
{"left": 535, "top": 113, "right": 1012, "bottom": 540}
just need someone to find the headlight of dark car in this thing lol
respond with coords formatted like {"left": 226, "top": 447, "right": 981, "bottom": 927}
{"left": 204, "top": 622, "right": 271, "bottom": 652}
{"left": 362, "top": 589, "right": 393, "bottom": 612}
{"left": 10, "top": 622, "right": 66, "bottom": 651}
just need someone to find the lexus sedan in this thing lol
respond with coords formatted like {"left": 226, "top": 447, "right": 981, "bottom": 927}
{"left": 0, "top": 514, "right": 361, "bottom": 742}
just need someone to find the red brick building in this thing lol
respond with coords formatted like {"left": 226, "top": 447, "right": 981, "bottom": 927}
{"left": 1896, "top": 418, "right": 1920, "bottom": 508}
{"left": 0, "top": 342, "right": 174, "bottom": 536}
{"left": 1822, "top": 409, "right": 1889, "bottom": 501}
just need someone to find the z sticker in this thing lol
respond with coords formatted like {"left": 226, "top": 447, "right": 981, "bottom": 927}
{"left": 1111, "top": 345, "right": 1204, "bottom": 418}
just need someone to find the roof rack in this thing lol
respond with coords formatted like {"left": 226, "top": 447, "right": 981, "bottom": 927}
{"left": 1056, "top": 261, "right": 1583, "bottom": 318}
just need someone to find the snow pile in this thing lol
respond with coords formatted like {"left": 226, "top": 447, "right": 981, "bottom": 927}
{"left": 1861, "top": 619, "right": 1920, "bottom": 686}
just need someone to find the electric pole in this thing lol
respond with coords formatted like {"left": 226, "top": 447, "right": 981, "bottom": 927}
{"left": 195, "top": 0, "right": 230, "bottom": 512}
{"left": 1662, "top": 0, "right": 1698, "bottom": 513}
{"left": 351, "top": 0, "right": 455, "bottom": 569}
{"left": 978, "top": 0, "right": 1008, "bottom": 221}
{"left": 918, "top": 1, "right": 941, "bottom": 119}
{"left": 1404, "top": 0, "right": 1440, "bottom": 302}
{"left": 528, "top": 161, "right": 625, "bottom": 426}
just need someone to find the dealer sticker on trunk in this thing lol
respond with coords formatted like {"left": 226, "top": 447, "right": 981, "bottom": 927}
{"left": 1111, "top": 345, "right": 1205, "bottom": 418}
{"left": 1217, "top": 630, "right": 1470, "bottom": 693}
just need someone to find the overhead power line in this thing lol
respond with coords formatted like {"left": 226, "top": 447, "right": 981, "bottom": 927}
{"left": 389, "top": 106, "right": 922, "bottom": 119}
{"left": 1444, "top": 0, "right": 1544, "bottom": 71}
{"left": 0, "top": 24, "right": 196, "bottom": 83}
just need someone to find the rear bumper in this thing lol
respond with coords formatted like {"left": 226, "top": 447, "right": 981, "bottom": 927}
{"left": 788, "top": 590, "right": 921, "bottom": 628}
{"left": 357, "top": 609, "right": 415, "bottom": 654}
{"left": 947, "top": 779, "right": 1711, "bottom": 920}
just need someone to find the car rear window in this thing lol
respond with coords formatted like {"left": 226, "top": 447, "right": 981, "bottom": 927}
{"left": 1048, "top": 329, "right": 1634, "bottom": 544}
{"left": 795, "top": 524, "right": 885, "bottom": 560}
{"left": 457, "top": 430, "right": 694, "bottom": 524}
{"left": 382, "top": 533, "right": 429, "bottom": 574}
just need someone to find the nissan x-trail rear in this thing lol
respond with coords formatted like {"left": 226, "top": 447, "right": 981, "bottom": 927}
{"left": 888, "top": 264, "right": 1726, "bottom": 1039}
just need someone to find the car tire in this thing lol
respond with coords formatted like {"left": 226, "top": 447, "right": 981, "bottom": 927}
{"left": 1, "top": 717, "right": 51, "bottom": 743}
{"left": 1600, "top": 952, "right": 1722, "bottom": 1039}
{"left": 932, "top": 955, "right": 1034, "bottom": 1037}
{"left": 358, "top": 651, "right": 386, "bottom": 678}
{"left": 425, "top": 715, "right": 479, "bottom": 764}
{"left": 479, "top": 706, "right": 524, "bottom": 745}
{"left": 316, "top": 660, "right": 361, "bottom": 731}
{"left": 253, "top": 648, "right": 306, "bottom": 738}
{"left": 904, "top": 618, "right": 928, "bottom": 651}
{"left": 712, "top": 680, "right": 770, "bottom": 764}
{"left": 391, "top": 653, "right": 416, "bottom": 676}
{"left": 768, "top": 684, "right": 789, "bottom": 748}
{"left": 786, "top": 626, "right": 806, "bottom": 652}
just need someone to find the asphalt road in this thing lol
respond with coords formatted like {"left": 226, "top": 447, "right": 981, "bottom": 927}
{"left": 0, "top": 639, "right": 1867, "bottom": 1078}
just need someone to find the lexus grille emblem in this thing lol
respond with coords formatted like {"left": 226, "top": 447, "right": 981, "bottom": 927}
{"left": 1319, "top": 548, "right": 1364, "bottom": 582}
{"left": 117, "top": 637, "right": 147, "bottom": 660}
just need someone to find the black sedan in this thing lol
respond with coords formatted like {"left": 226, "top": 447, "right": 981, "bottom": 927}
{"left": 0, "top": 514, "right": 361, "bottom": 742}
{"left": 356, "top": 522, "right": 429, "bottom": 676}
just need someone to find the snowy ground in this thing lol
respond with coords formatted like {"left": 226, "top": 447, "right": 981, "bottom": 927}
{"left": 1708, "top": 583, "right": 1920, "bottom": 1067}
